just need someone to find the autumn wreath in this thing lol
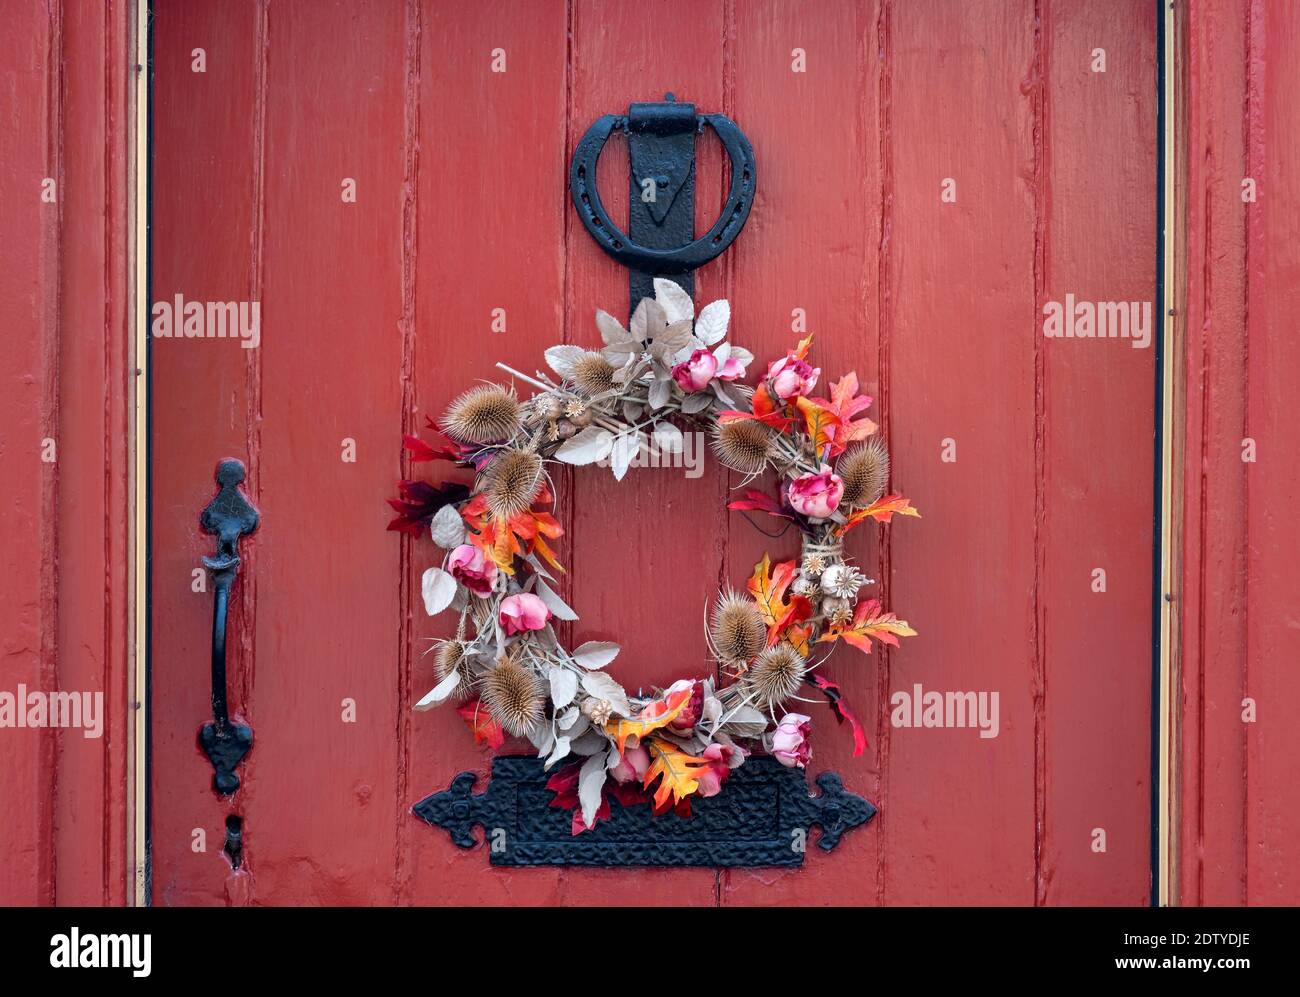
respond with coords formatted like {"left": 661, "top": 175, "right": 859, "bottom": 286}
{"left": 388, "top": 279, "right": 918, "bottom": 833}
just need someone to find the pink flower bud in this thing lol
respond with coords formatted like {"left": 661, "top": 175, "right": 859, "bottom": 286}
{"left": 498, "top": 592, "right": 552, "bottom": 635}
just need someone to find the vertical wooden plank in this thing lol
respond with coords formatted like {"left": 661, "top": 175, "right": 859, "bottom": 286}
{"left": 241, "top": 0, "right": 406, "bottom": 904}
{"left": 1243, "top": 0, "right": 1300, "bottom": 906}
{"left": 53, "top": 0, "right": 133, "bottom": 906}
{"left": 1178, "top": 0, "right": 1250, "bottom": 907}
{"left": 403, "top": 0, "right": 572, "bottom": 904}
{"left": 150, "top": 0, "right": 259, "bottom": 905}
{"left": 886, "top": 0, "right": 1039, "bottom": 904}
{"left": 1040, "top": 0, "right": 1155, "bottom": 904}
{"left": 0, "top": 0, "right": 58, "bottom": 907}
{"left": 721, "top": 0, "right": 883, "bottom": 905}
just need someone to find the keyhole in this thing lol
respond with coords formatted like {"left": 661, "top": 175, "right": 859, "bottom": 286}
{"left": 223, "top": 814, "right": 244, "bottom": 869}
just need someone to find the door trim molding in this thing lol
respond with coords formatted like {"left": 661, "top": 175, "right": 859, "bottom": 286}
{"left": 1155, "top": 0, "right": 1186, "bottom": 909}
{"left": 129, "top": 0, "right": 151, "bottom": 908}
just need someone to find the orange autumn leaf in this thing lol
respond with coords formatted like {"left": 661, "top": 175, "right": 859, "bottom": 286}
{"left": 462, "top": 482, "right": 565, "bottom": 573}
{"left": 605, "top": 683, "right": 695, "bottom": 753}
{"left": 642, "top": 737, "right": 713, "bottom": 813}
{"left": 785, "top": 623, "right": 813, "bottom": 657}
{"left": 795, "top": 395, "right": 841, "bottom": 454}
{"left": 817, "top": 598, "right": 917, "bottom": 654}
{"left": 747, "top": 554, "right": 813, "bottom": 645}
{"left": 792, "top": 334, "right": 814, "bottom": 360}
{"left": 809, "top": 373, "right": 877, "bottom": 455}
{"left": 838, "top": 493, "right": 921, "bottom": 534}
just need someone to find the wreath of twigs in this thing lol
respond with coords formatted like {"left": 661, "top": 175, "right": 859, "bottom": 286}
{"left": 388, "top": 279, "right": 919, "bottom": 834}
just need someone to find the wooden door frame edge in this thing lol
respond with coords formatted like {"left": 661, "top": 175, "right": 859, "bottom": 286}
{"left": 1156, "top": 0, "right": 1187, "bottom": 909}
{"left": 128, "top": 0, "right": 151, "bottom": 908}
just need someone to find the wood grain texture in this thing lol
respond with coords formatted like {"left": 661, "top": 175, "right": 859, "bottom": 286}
{"left": 1040, "top": 0, "right": 1155, "bottom": 905}
{"left": 1179, "top": 0, "right": 1300, "bottom": 906}
{"left": 145, "top": 0, "right": 1162, "bottom": 905}
{"left": 0, "top": 0, "right": 133, "bottom": 907}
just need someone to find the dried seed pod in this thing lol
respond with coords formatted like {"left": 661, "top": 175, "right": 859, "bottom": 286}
{"left": 744, "top": 642, "right": 808, "bottom": 713}
{"left": 440, "top": 384, "right": 522, "bottom": 444}
{"left": 837, "top": 437, "right": 890, "bottom": 508}
{"left": 481, "top": 656, "right": 544, "bottom": 737}
{"left": 580, "top": 697, "right": 613, "bottom": 728}
{"left": 571, "top": 352, "right": 617, "bottom": 396}
{"left": 712, "top": 420, "right": 774, "bottom": 476}
{"left": 710, "top": 588, "right": 767, "bottom": 665}
{"left": 820, "top": 563, "right": 866, "bottom": 599}
{"left": 434, "top": 640, "right": 474, "bottom": 702}
{"left": 483, "top": 447, "right": 543, "bottom": 520}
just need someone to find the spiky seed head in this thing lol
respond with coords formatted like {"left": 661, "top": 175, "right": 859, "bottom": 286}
{"left": 481, "top": 657, "right": 544, "bottom": 737}
{"left": 713, "top": 420, "right": 774, "bottom": 475}
{"left": 483, "top": 447, "right": 543, "bottom": 520}
{"left": 710, "top": 588, "right": 768, "bottom": 665}
{"left": 744, "top": 642, "right": 808, "bottom": 713}
{"left": 434, "top": 640, "right": 474, "bottom": 702}
{"left": 440, "top": 384, "right": 522, "bottom": 444}
{"left": 838, "top": 437, "right": 890, "bottom": 508}
{"left": 571, "top": 352, "right": 617, "bottom": 396}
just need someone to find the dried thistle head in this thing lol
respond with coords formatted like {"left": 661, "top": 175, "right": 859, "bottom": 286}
{"left": 838, "top": 437, "right": 890, "bottom": 508}
{"left": 434, "top": 640, "right": 474, "bottom": 702}
{"left": 713, "top": 420, "right": 773, "bottom": 476}
{"left": 483, "top": 447, "right": 543, "bottom": 520}
{"left": 711, "top": 588, "right": 768, "bottom": 665}
{"left": 571, "top": 352, "right": 617, "bottom": 396}
{"left": 744, "top": 642, "right": 807, "bottom": 713}
{"left": 481, "top": 656, "right": 544, "bottom": 737}
{"left": 440, "top": 384, "right": 522, "bottom": 444}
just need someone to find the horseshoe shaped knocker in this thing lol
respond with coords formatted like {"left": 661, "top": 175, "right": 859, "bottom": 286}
{"left": 569, "top": 93, "right": 756, "bottom": 315}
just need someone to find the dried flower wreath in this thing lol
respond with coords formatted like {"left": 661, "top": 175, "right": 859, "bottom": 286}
{"left": 388, "top": 279, "right": 918, "bottom": 833}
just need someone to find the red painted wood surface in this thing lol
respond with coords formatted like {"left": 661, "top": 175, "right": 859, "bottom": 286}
{"left": 150, "top": 0, "right": 1157, "bottom": 905}
{"left": 0, "top": 0, "right": 134, "bottom": 906}
{"left": 1178, "top": 0, "right": 1300, "bottom": 906}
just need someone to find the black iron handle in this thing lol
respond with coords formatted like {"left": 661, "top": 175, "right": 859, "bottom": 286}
{"left": 198, "top": 458, "right": 258, "bottom": 795}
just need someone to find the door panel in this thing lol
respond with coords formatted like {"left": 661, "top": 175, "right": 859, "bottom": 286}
{"left": 152, "top": 0, "right": 1155, "bottom": 905}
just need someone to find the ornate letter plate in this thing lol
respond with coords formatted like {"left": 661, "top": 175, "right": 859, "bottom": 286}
{"left": 413, "top": 756, "right": 875, "bottom": 867}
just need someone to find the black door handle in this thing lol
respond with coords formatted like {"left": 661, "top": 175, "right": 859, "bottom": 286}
{"left": 198, "top": 458, "right": 258, "bottom": 794}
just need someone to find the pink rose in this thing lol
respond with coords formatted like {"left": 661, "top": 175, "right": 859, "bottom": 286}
{"left": 771, "top": 713, "right": 812, "bottom": 768}
{"left": 766, "top": 354, "right": 820, "bottom": 401}
{"left": 448, "top": 543, "right": 498, "bottom": 597}
{"left": 787, "top": 463, "right": 844, "bottom": 519}
{"left": 696, "top": 741, "right": 747, "bottom": 797}
{"left": 609, "top": 744, "right": 651, "bottom": 784}
{"left": 717, "top": 355, "right": 749, "bottom": 381}
{"left": 671, "top": 348, "right": 719, "bottom": 392}
{"left": 498, "top": 592, "right": 552, "bottom": 635}
{"left": 667, "top": 680, "right": 704, "bottom": 734}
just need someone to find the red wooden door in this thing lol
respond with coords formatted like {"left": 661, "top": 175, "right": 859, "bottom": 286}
{"left": 150, "top": 0, "right": 1156, "bottom": 906}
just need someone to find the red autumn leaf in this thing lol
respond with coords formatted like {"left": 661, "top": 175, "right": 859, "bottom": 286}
{"left": 385, "top": 479, "right": 470, "bottom": 536}
{"left": 808, "top": 674, "right": 868, "bottom": 757}
{"left": 455, "top": 698, "right": 505, "bottom": 749}
{"left": 838, "top": 493, "right": 921, "bottom": 534}
{"left": 726, "top": 488, "right": 794, "bottom": 521}
{"left": 747, "top": 554, "right": 814, "bottom": 645}
{"left": 403, "top": 434, "right": 464, "bottom": 463}
{"left": 816, "top": 598, "right": 917, "bottom": 654}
